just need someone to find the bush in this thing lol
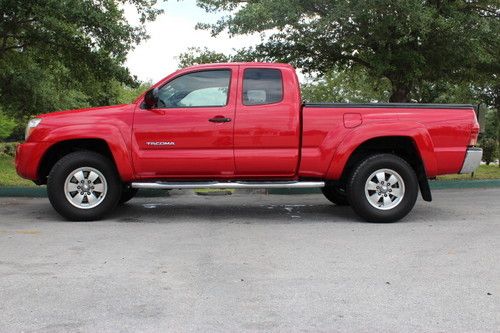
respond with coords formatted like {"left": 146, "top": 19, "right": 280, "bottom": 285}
{"left": 481, "top": 138, "right": 498, "bottom": 165}
{"left": 0, "top": 142, "right": 19, "bottom": 157}
{"left": 0, "top": 112, "right": 17, "bottom": 140}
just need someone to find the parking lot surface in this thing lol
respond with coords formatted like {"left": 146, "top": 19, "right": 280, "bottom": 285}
{"left": 0, "top": 188, "right": 499, "bottom": 332}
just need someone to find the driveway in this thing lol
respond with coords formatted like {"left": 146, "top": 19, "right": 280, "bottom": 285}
{"left": 0, "top": 188, "right": 499, "bottom": 332}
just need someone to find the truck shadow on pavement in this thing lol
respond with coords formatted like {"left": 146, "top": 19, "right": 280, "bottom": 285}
{"left": 108, "top": 204, "right": 358, "bottom": 224}
{"left": 1, "top": 197, "right": 436, "bottom": 224}
{"left": 107, "top": 201, "right": 366, "bottom": 224}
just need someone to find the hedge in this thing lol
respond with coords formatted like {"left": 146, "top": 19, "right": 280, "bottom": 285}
{"left": 0, "top": 142, "right": 19, "bottom": 157}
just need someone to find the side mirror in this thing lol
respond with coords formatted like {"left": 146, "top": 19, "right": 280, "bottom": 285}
{"left": 143, "top": 88, "right": 159, "bottom": 109}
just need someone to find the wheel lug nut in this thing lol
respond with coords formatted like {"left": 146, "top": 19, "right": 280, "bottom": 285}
{"left": 384, "top": 194, "right": 387, "bottom": 197}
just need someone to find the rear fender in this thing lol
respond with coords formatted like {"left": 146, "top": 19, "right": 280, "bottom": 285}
{"left": 326, "top": 122, "right": 437, "bottom": 179}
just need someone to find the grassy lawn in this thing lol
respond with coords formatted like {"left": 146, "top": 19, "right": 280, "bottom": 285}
{"left": 436, "top": 164, "right": 500, "bottom": 181}
{"left": 1, "top": 155, "right": 499, "bottom": 188}
{"left": 0, "top": 155, "right": 36, "bottom": 187}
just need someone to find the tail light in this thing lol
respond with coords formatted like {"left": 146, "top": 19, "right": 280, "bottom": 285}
{"left": 469, "top": 125, "right": 479, "bottom": 146}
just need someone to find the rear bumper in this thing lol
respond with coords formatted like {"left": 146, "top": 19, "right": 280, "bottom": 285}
{"left": 15, "top": 142, "right": 50, "bottom": 181}
{"left": 459, "top": 148, "right": 482, "bottom": 174}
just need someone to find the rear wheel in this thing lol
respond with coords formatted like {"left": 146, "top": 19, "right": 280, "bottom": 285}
{"left": 347, "top": 154, "right": 418, "bottom": 223}
{"left": 321, "top": 183, "right": 349, "bottom": 206}
{"left": 47, "top": 151, "right": 122, "bottom": 221}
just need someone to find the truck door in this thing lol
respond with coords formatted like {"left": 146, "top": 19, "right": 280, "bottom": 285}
{"left": 234, "top": 66, "right": 301, "bottom": 178}
{"left": 132, "top": 67, "right": 237, "bottom": 178}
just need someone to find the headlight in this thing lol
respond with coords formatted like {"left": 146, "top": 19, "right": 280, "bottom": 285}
{"left": 25, "top": 118, "right": 42, "bottom": 140}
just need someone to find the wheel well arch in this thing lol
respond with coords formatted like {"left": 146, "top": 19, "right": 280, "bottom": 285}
{"left": 339, "top": 136, "right": 432, "bottom": 201}
{"left": 342, "top": 136, "right": 422, "bottom": 176}
{"left": 37, "top": 139, "right": 116, "bottom": 185}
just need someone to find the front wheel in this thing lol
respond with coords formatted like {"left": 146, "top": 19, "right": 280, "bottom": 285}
{"left": 119, "top": 186, "right": 138, "bottom": 204}
{"left": 47, "top": 151, "right": 122, "bottom": 221}
{"left": 347, "top": 154, "right": 418, "bottom": 223}
{"left": 321, "top": 183, "right": 349, "bottom": 206}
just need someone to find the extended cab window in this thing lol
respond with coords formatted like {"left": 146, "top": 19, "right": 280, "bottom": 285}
{"left": 243, "top": 68, "right": 283, "bottom": 105}
{"left": 157, "top": 70, "right": 230, "bottom": 108}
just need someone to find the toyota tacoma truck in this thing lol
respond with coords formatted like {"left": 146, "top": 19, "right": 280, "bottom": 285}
{"left": 16, "top": 62, "right": 482, "bottom": 222}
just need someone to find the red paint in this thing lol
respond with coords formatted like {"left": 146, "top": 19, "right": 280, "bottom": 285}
{"left": 132, "top": 64, "right": 239, "bottom": 178}
{"left": 343, "top": 113, "right": 362, "bottom": 128}
{"left": 233, "top": 65, "right": 301, "bottom": 178}
{"left": 16, "top": 62, "right": 479, "bottom": 183}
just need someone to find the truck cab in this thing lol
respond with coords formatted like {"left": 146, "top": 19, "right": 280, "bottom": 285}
{"left": 133, "top": 63, "right": 301, "bottom": 179}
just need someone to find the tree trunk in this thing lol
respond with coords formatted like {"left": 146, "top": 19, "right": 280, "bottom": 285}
{"left": 389, "top": 86, "right": 410, "bottom": 103}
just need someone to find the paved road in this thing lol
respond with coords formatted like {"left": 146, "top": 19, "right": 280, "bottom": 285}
{"left": 0, "top": 188, "right": 499, "bottom": 332}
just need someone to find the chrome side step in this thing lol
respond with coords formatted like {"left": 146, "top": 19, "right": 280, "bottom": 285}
{"left": 131, "top": 181, "right": 325, "bottom": 190}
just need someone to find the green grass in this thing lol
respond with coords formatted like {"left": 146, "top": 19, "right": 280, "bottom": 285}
{"left": 0, "top": 155, "right": 36, "bottom": 187}
{"left": 436, "top": 164, "right": 500, "bottom": 181}
{"left": 1, "top": 155, "right": 499, "bottom": 188}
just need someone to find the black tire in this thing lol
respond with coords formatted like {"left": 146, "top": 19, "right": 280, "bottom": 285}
{"left": 321, "top": 183, "right": 349, "bottom": 206}
{"left": 47, "top": 151, "right": 122, "bottom": 221}
{"left": 347, "top": 154, "right": 418, "bottom": 223}
{"left": 119, "top": 186, "right": 138, "bottom": 204}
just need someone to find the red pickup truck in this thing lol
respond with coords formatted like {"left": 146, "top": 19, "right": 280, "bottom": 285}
{"left": 16, "top": 62, "right": 482, "bottom": 222}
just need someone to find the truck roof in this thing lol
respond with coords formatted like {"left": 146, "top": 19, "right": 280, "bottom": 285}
{"left": 182, "top": 62, "right": 295, "bottom": 70}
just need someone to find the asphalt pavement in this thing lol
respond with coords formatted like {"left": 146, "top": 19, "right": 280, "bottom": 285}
{"left": 0, "top": 188, "right": 499, "bottom": 332}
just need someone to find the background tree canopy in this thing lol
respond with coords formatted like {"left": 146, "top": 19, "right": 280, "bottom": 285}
{"left": 196, "top": 0, "right": 499, "bottom": 103}
{"left": 0, "top": 0, "right": 162, "bottom": 138}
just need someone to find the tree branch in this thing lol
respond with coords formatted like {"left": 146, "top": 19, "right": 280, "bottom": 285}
{"left": 462, "top": 4, "right": 500, "bottom": 18}
{"left": 0, "top": 44, "right": 27, "bottom": 53}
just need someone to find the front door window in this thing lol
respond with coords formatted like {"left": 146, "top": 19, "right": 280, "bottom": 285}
{"left": 157, "top": 70, "right": 230, "bottom": 108}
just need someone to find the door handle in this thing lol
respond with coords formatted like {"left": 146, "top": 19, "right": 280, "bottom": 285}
{"left": 209, "top": 116, "right": 232, "bottom": 123}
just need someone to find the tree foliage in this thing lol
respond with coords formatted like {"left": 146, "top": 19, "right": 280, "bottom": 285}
{"left": 483, "top": 108, "right": 498, "bottom": 140}
{"left": 112, "top": 81, "right": 152, "bottom": 104}
{"left": 301, "top": 68, "right": 391, "bottom": 103}
{"left": 178, "top": 47, "right": 230, "bottom": 68}
{"left": 481, "top": 138, "right": 498, "bottom": 164}
{"left": 0, "top": 107, "right": 16, "bottom": 139}
{"left": 196, "top": 0, "right": 500, "bottom": 102}
{"left": 0, "top": 0, "right": 162, "bottom": 125}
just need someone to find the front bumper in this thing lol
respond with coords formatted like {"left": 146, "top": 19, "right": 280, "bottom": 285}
{"left": 459, "top": 147, "right": 483, "bottom": 174}
{"left": 15, "top": 142, "right": 50, "bottom": 181}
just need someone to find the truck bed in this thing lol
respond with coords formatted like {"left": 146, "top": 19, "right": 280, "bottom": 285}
{"left": 299, "top": 102, "right": 478, "bottom": 179}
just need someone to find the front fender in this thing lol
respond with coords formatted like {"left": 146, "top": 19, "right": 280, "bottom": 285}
{"left": 42, "top": 125, "right": 135, "bottom": 181}
{"left": 326, "top": 122, "right": 437, "bottom": 179}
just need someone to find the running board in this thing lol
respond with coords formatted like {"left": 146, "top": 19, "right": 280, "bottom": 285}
{"left": 131, "top": 181, "right": 325, "bottom": 190}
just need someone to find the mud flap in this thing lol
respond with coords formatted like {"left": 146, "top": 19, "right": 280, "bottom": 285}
{"left": 416, "top": 164, "right": 432, "bottom": 202}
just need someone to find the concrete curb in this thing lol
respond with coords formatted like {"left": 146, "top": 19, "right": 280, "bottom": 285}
{"left": 1, "top": 179, "right": 499, "bottom": 197}
{"left": 268, "top": 179, "right": 500, "bottom": 194}
{"left": 428, "top": 179, "right": 500, "bottom": 189}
